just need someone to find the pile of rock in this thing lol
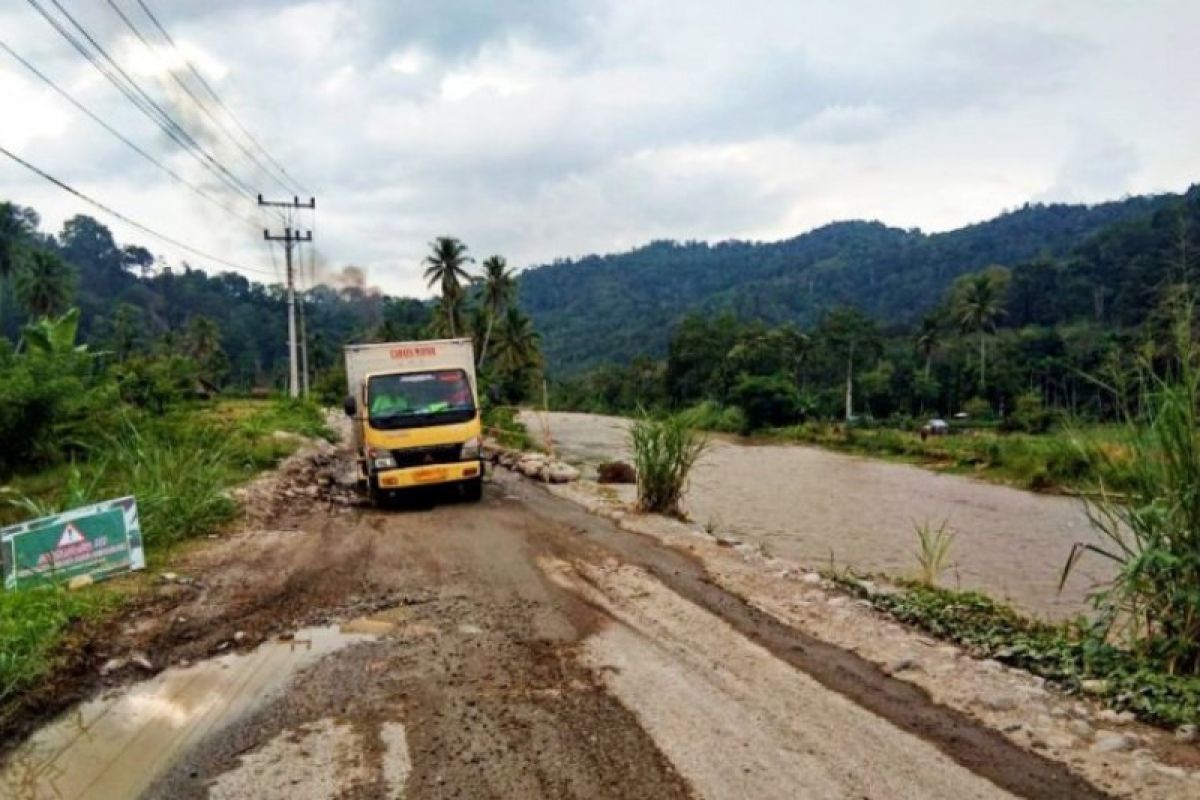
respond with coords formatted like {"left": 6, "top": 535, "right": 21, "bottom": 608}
{"left": 487, "top": 446, "right": 581, "bottom": 484}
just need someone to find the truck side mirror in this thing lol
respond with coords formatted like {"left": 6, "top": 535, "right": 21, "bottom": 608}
{"left": 343, "top": 395, "right": 357, "bottom": 417}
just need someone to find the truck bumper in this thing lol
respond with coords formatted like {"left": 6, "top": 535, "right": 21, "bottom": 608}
{"left": 373, "top": 460, "right": 482, "bottom": 490}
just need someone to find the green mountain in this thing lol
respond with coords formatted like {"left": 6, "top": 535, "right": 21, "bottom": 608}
{"left": 518, "top": 191, "right": 1182, "bottom": 373}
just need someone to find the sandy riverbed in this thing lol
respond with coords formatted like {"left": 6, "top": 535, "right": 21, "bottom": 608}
{"left": 523, "top": 411, "right": 1112, "bottom": 619}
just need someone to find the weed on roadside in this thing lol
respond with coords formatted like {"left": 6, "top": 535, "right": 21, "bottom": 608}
{"left": 838, "top": 578, "right": 1200, "bottom": 727}
{"left": 1062, "top": 309, "right": 1200, "bottom": 676}
{"left": 913, "top": 519, "right": 955, "bottom": 587}
{"left": 630, "top": 413, "right": 708, "bottom": 516}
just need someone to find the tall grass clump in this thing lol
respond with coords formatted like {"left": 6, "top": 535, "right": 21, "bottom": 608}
{"left": 1062, "top": 308, "right": 1200, "bottom": 675}
{"left": 101, "top": 423, "right": 237, "bottom": 547}
{"left": 913, "top": 519, "right": 956, "bottom": 586}
{"left": 630, "top": 413, "right": 708, "bottom": 516}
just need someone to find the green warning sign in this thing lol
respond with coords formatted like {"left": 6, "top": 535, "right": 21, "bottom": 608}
{"left": 1, "top": 497, "right": 145, "bottom": 590}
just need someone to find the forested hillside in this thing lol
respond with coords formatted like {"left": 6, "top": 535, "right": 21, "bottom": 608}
{"left": 553, "top": 185, "right": 1200, "bottom": 429}
{"left": 520, "top": 191, "right": 1181, "bottom": 373}
{"left": 0, "top": 206, "right": 431, "bottom": 391}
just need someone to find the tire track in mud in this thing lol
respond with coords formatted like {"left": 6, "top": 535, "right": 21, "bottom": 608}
{"left": 143, "top": 491, "right": 696, "bottom": 800}
{"left": 507, "top": 476, "right": 1112, "bottom": 800}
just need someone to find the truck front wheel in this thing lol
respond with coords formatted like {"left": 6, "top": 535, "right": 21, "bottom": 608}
{"left": 462, "top": 476, "right": 483, "bottom": 503}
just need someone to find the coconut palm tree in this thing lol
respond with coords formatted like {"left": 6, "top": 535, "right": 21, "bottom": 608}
{"left": 955, "top": 271, "right": 1007, "bottom": 392}
{"left": 495, "top": 307, "right": 542, "bottom": 373}
{"left": 477, "top": 255, "right": 515, "bottom": 368}
{"left": 914, "top": 312, "right": 941, "bottom": 380}
{"left": 14, "top": 250, "right": 73, "bottom": 319}
{"left": 816, "top": 306, "right": 879, "bottom": 421}
{"left": 423, "top": 237, "right": 473, "bottom": 337}
{"left": 185, "top": 315, "right": 222, "bottom": 362}
{"left": 185, "top": 314, "right": 228, "bottom": 384}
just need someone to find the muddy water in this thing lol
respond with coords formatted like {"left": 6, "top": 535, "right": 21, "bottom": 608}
{"left": 0, "top": 626, "right": 374, "bottom": 800}
{"left": 524, "top": 411, "right": 1111, "bottom": 619}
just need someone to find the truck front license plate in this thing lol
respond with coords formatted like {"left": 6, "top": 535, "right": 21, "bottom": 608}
{"left": 413, "top": 468, "right": 448, "bottom": 483}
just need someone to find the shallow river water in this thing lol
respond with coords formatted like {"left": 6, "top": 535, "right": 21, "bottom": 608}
{"left": 523, "top": 411, "right": 1112, "bottom": 620}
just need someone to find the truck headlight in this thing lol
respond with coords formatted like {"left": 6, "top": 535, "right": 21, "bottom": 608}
{"left": 460, "top": 436, "right": 481, "bottom": 460}
{"left": 373, "top": 455, "right": 397, "bottom": 469}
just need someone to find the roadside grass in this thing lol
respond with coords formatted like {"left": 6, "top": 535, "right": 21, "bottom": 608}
{"left": 0, "top": 586, "right": 118, "bottom": 710}
{"left": 834, "top": 577, "right": 1200, "bottom": 728}
{"left": 0, "top": 396, "right": 328, "bottom": 710}
{"left": 484, "top": 405, "right": 534, "bottom": 451}
{"left": 630, "top": 413, "right": 708, "bottom": 515}
{"left": 913, "top": 519, "right": 956, "bottom": 587}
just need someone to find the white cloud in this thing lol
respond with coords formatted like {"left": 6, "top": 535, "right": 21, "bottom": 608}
{"left": 1, "top": 0, "right": 1198, "bottom": 299}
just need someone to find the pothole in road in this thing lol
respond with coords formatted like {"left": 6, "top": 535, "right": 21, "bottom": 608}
{"left": 0, "top": 625, "right": 376, "bottom": 800}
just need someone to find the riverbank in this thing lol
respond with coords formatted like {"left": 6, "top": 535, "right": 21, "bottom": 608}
{"left": 524, "top": 410, "right": 1110, "bottom": 620}
{"left": 759, "top": 420, "right": 1132, "bottom": 495}
{"left": 534, "top": 469, "right": 1200, "bottom": 796}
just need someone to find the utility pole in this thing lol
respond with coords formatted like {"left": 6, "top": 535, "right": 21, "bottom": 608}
{"left": 298, "top": 296, "right": 310, "bottom": 396}
{"left": 259, "top": 195, "right": 315, "bottom": 398}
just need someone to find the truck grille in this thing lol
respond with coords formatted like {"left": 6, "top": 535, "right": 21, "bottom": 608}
{"left": 391, "top": 444, "right": 463, "bottom": 468}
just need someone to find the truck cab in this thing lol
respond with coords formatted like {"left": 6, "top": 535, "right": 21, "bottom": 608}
{"left": 343, "top": 339, "right": 483, "bottom": 504}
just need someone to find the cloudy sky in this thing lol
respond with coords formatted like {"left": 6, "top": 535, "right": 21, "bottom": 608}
{"left": 1, "top": 0, "right": 1198, "bottom": 296}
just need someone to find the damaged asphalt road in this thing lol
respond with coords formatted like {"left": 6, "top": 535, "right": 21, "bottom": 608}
{"left": 3, "top": 451, "right": 1114, "bottom": 800}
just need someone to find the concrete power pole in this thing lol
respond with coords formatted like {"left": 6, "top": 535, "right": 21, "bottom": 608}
{"left": 259, "top": 195, "right": 315, "bottom": 398}
{"left": 298, "top": 295, "right": 310, "bottom": 396}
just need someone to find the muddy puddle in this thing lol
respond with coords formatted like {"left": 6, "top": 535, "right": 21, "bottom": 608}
{"left": 0, "top": 625, "right": 375, "bottom": 800}
{"left": 524, "top": 411, "right": 1112, "bottom": 619}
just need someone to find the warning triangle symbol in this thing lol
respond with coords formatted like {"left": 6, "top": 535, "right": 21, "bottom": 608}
{"left": 57, "top": 523, "right": 86, "bottom": 548}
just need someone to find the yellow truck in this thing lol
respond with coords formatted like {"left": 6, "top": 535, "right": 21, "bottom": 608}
{"left": 342, "top": 338, "right": 483, "bottom": 504}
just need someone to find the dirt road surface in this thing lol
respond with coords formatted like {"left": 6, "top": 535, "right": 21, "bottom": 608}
{"left": 522, "top": 410, "right": 1111, "bottom": 619}
{"left": 0, "top": 439, "right": 1125, "bottom": 800}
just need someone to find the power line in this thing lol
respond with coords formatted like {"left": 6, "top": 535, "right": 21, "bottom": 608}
{"left": 27, "top": 0, "right": 266, "bottom": 208}
{"left": 0, "top": 40, "right": 262, "bottom": 235}
{"left": 102, "top": 0, "right": 296, "bottom": 196}
{"left": 0, "top": 144, "right": 279, "bottom": 278}
{"left": 133, "top": 0, "right": 307, "bottom": 196}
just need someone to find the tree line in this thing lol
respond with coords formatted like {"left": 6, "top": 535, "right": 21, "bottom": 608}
{"left": 553, "top": 200, "right": 1200, "bottom": 433}
{"left": 0, "top": 200, "right": 547, "bottom": 476}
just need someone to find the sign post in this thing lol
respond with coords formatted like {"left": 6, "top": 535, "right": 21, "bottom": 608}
{"left": 0, "top": 497, "right": 145, "bottom": 590}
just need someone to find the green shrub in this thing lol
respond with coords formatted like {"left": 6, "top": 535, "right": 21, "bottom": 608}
{"left": 484, "top": 405, "right": 532, "bottom": 450}
{"left": 0, "top": 346, "right": 116, "bottom": 473}
{"left": 630, "top": 413, "right": 708, "bottom": 515}
{"left": 1002, "top": 392, "right": 1053, "bottom": 433}
{"left": 962, "top": 396, "right": 992, "bottom": 420}
{"left": 115, "top": 354, "right": 198, "bottom": 413}
{"left": 313, "top": 364, "right": 347, "bottom": 406}
{"left": 729, "top": 373, "right": 801, "bottom": 432}
{"left": 679, "top": 401, "right": 745, "bottom": 433}
{"left": 1063, "top": 311, "right": 1200, "bottom": 675}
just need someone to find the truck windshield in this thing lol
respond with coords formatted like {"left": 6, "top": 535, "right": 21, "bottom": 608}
{"left": 367, "top": 369, "right": 476, "bottom": 429}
